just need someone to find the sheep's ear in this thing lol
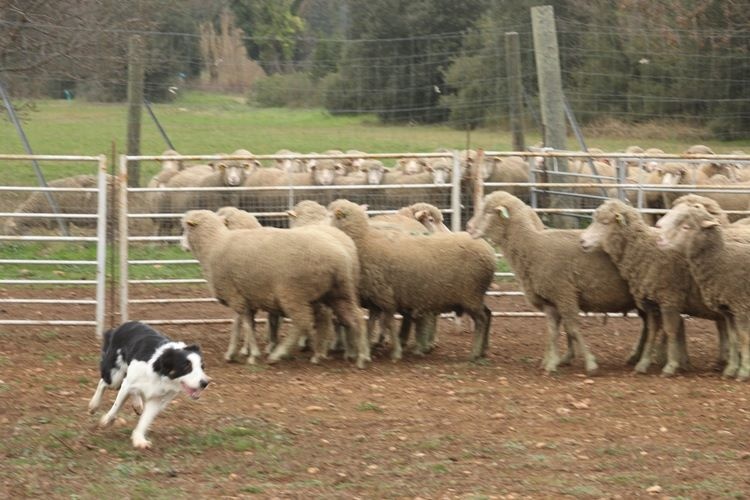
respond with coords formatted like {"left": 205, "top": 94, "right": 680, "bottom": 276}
{"left": 615, "top": 213, "right": 627, "bottom": 226}
{"left": 334, "top": 163, "right": 346, "bottom": 174}
{"left": 414, "top": 210, "right": 427, "bottom": 222}
{"left": 286, "top": 210, "right": 297, "bottom": 219}
{"left": 359, "top": 203, "right": 369, "bottom": 212}
{"left": 186, "top": 219, "right": 198, "bottom": 227}
{"left": 334, "top": 208, "right": 346, "bottom": 219}
{"left": 701, "top": 219, "right": 719, "bottom": 229}
{"left": 418, "top": 159, "right": 429, "bottom": 167}
{"left": 219, "top": 215, "right": 228, "bottom": 227}
{"left": 496, "top": 206, "right": 510, "bottom": 219}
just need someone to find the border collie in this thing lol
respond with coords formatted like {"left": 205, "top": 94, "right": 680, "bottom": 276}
{"left": 88, "top": 321, "right": 210, "bottom": 449}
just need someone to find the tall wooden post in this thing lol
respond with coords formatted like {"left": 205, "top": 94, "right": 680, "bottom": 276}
{"left": 505, "top": 32, "right": 525, "bottom": 152}
{"left": 531, "top": 5, "right": 576, "bottom": 227}
{"left": 126, "top": 35, "right": 145, "bottom": 187}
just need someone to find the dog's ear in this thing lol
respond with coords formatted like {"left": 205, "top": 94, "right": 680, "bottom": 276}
{"left": 185, "top": 344, "right": 201, "bottom": 354}
{"left": 153, "top": 348, "right": 177, "bottom": 378}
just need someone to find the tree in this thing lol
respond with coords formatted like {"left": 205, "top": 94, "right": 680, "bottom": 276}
{"left": 229, "top": 0, "right": 305, "bottom": 74}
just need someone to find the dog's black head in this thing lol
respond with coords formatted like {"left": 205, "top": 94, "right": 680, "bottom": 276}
{"left": 153, "top": 345, "right": 202, "bottom": 379}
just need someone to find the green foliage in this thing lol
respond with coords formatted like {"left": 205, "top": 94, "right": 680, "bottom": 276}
{"left": 250, "top": 72, "right": 320, "bottom": 108}
{"left": 230, "top": 0, "right": 306, "bottom": 74}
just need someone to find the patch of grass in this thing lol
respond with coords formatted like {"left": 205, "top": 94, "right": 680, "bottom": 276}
{"left": 502, "top": 440, "right": 527, "bottom": 453}
{"left": 356, "top": 401, "right": 384, "bottom": 413}
{"left": 240, "top": 485, "right": 267, "bottom": 494}
{"left": 563, "top": 484, "right": 604, "bottom": 497}
{"left": 42, "top": 352, "right": 62, "bottom": 363}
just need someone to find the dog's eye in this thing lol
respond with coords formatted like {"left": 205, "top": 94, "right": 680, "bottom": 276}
{"left": 201, "top": 363, "right": 205, "bottom": 370}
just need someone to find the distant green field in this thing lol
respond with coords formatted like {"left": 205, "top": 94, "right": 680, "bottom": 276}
{"left": 3, "top": 89, "right": 748, "bottom": 187}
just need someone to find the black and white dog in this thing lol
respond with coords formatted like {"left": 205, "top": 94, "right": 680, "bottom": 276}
{"left": 88, "top": 321, "right": 210, "bottom": 449}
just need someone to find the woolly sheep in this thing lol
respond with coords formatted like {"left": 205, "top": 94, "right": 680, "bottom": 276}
{"left": 469, "top": 192, "right": 641, "bottom": 375}
{"left": 212, "top": 206, "right": 270, "bottom": 364}
{"left": 656, "top": 204, "right": 750, "bottom": 380}
{"left": 481, "top": 155, "right": 531, "bottom": 202}
{"left": 193, "top": 158, "right": 253, "bottom": 211}
{"left": 152, "top": 163, "right": 214, "bottom": 235}
{"left": 4, "top": 174, "right": 113, "bottom": 235}
{"left": 273, "top": 149, "right": 308, "bottom": 173}
{"left": 182, "top": 209, "right": 369, "bottom": 368}
{"left": 328, "top": 199, "right": 494, "bottom": 361}
{"left": 580, "top": 199, "right": 728, "bottom": 376}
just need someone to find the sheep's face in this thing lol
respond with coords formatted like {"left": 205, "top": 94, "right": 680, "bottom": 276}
{"left": 180, "top": 218, "right": 194, "bottom": 252}
{"left": 216, "top": 161, "right": 251, "bottom": 187}
{"left": 361, "top": 162, "right": 385, "bottom": 185}
{"left": 657, "top": 205, "right": 721, "bottom": 255}
{"left": 468, "top": 201, "right": 509, "bottom": 240}
{"left": 397, "top": 158, "right": 426, "bottom": 175}
{"left": 580, "top": 204, "right": 623, "bottom": 252}
{"left": 413, "top": 207, "right": 449, "bottom": 233}
{"left": 660, "top": 165, "right": 688, "bottom": 186}
{"left": 311, "top": 160, "right": 343, "bottom": 186}
{"left": 430, "top": 165, "right": 450, "bottom": 185}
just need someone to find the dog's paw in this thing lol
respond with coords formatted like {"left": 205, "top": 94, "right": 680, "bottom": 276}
{"left": 88, "top": 402, "right": 99, "bottom": 415}
{"left": 99, "top": 414, "right": 114, "bottom": 428}
{"left": 132, "top": 436, "right": 152, "bottom": 450}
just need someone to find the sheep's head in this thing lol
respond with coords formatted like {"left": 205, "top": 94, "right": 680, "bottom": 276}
{"left": 310, "top": 159, "right": 344, "bottom": 186}
{"left": 580, "top": 199, "right": 633, "bottom": 252}
{"left": 407, "top": 202, "right": 450, "bottom": 233}
{"left": 213, "top": 159, "right": 256, "bottom": 186}
{"left": 160, "top": 149, "right": 183, "bottom": 172}
{"left": 397, "top": 157, "right": 428, "bottom": 175}
{"left": 670, "top": 194, "right": 728, "bottom": 225}
{"left": 429, "top": 161, "right": 451, "bottom": 185}
{"left": 328, "top": 199, "right": 368, "bottom": 233}
{"left": 467, "top": 191, "right": 518, "bottom": 240}
{"left": 360, "top": 160, "right": 386, "bottom": 185}
{"left": 287, "top": 200, "right": 329, "bottom": 227}
{"left": 216, "top": 206, "right": 261, "bottom": 230}
{"left": 181, "top": 210, "right": 223, "bottom": 252}
{"left": 660, "top": 163, "right": 689, "bottom": 185}
{"left": 656, "top": 204, "right": 719, "bottom": 253}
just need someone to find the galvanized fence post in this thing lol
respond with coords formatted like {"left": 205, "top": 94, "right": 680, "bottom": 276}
{"left": 95, "top": 155, "right": 108, "bottom": 338}
{"left": 451, "top": 150, "right": 462, "bottom": 231}
{"left": 118, "top": 154, "right": 129, "bottom": 323}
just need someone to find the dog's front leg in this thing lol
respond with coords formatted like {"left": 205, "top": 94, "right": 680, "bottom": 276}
{"left": 99, "top": 380, "right": 131, "bottom": 427}
{"left": 88, "top": 379, "right": 108, "bottom": 414}
{"left": 131, "top": 397, "right": 170, "bottom": 449}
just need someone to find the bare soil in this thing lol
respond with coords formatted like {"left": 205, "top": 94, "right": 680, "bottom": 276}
{"left": 2, "top": 294, "right": 750, "bottom": 499}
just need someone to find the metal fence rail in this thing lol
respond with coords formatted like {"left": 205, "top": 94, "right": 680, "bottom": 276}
{"left": 0, "top": 154, "right": 108, "bottom": 336}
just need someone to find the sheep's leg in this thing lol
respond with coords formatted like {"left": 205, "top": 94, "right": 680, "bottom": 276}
{"left": 366, "top": 309, "right": 383, "bottom": 346}
{"left": 241, "top": 314, "right": 262, "bottom": 365}
{"left": 734, "top": 315, "right": 750, "bottom": 381}
{"left": 723, "top": 315, "right": 740, "bottom": 378}
{"left": 398, "top": 314, "right": 413, "bottom": 348}
{"left": 558, "top": 333, "right": 577, "bottom": 366}
{"left": 268, "top": 303, "right": 314, "bottom": 363}
{"left": 715, "top": 317, "right": 729, "bottom": 370}
{"left": 659, "top": 309, "right": 683, "bottom": 377}
{"left": 626, "top": 312, "right": 649, "bottom": 366}
{"left": 310, "top": 305, "right": 334, "bottom": 364}
{"left": 224, "top": 315, "right": 243, "bottom": 362}
{"left": 469, "top": 305, "right": 492, "bottom": 361}
{"left": 541, "top": 306, "right": 562, "bottom": 373}
{"left": 561, "top": 315, "right": 598, "bottom": 376}
{"left": 676, "top": 316, "right": 691, "bottom": 371}
{"left": 634, "top": 311, "right": 660, "bottom": 374}
{"left": 329, "top": 298, "right": 370, "bottom": 369}
{"left": 414, "top": 314, "right": 437, "bottom": 355}
{"left": 265, "top": 312, "right": 280, "bottom": 354}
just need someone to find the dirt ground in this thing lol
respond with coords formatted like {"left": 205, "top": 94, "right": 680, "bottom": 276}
{"left": 2, "top": 291, "right": 750, "bottom": 499}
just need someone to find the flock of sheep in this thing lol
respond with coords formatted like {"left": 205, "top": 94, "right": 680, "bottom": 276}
{"left": 180, "top": 199, "right": 495, "bottom": 369}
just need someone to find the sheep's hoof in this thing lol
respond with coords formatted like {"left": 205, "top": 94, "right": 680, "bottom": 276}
{"left": 356, "top": 357, "right": 368, "bottom": 369}
{"left": 99, "top": 415, "right": 114, "bottom": 428}
{"left": 246, "top": 355, "right": 257, "bottom": 365}
{"left": 625, "top": 353, "right": 640, "bottom": 366}
{"left": 633, "top": 360, "right": 651, "bottom": 374}
{"left": 722, "top": 365, "right": 738, "bottom": 379}
{"left": 224, "top": 352, "right": 239, "bottom": 363}
{"left": 660, "top": 365, "right": 677, "bottom": 378}
{"left": 736, "top": 368, "right": 750, "bottom": 381}
{"left": 585, "top": 366, "right": 600, "bottom": 377}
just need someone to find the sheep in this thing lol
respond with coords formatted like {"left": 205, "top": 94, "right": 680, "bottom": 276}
{"left": 4, "top": 174, "right": 114, "bottom": 235}
{"left": 658, "top": 162, "right": 750, "bottom": 221}
{"left": 481, "top": 155, "right": 531, "bottom": 202}
{"left": 384, "top": 161, "right": 452, "bottom": 209}
{"left": 193, "top": 157, "right": 254, "bottom": 211}
{"left": 469, "top": 191, "right": 641, "bottom": 375}
{"left": 371, "top": 202, "right": 449, "bottom": 234}
{"left": 656, "top": 204, "right": 750, "bottom": 380}
{"left": 285, "top": 200, "right": 364, "bottom": 357}
{"left": 579, "top": 198, "right": 729, "bottom": 376}
{"left": 273, "top": 149, "right": 308, "bottom": 173}
{"left": 212, "top": 206, "right": 268, "bottom": 364}
{"left": 152, "top": 163, "right": 214, "bottom": 235}
{"left": 181, "top": 209, "right": 369, "bottom": 368}
{"left": 328, "top": 199, "right": 494, "bottom": 361}
{"left": 395, "top": 157, "right": 428, "bottom": 175}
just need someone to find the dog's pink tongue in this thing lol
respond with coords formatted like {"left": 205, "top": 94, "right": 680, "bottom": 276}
{"left": 182, "top": 383, "right": 202, "bottom": 399}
